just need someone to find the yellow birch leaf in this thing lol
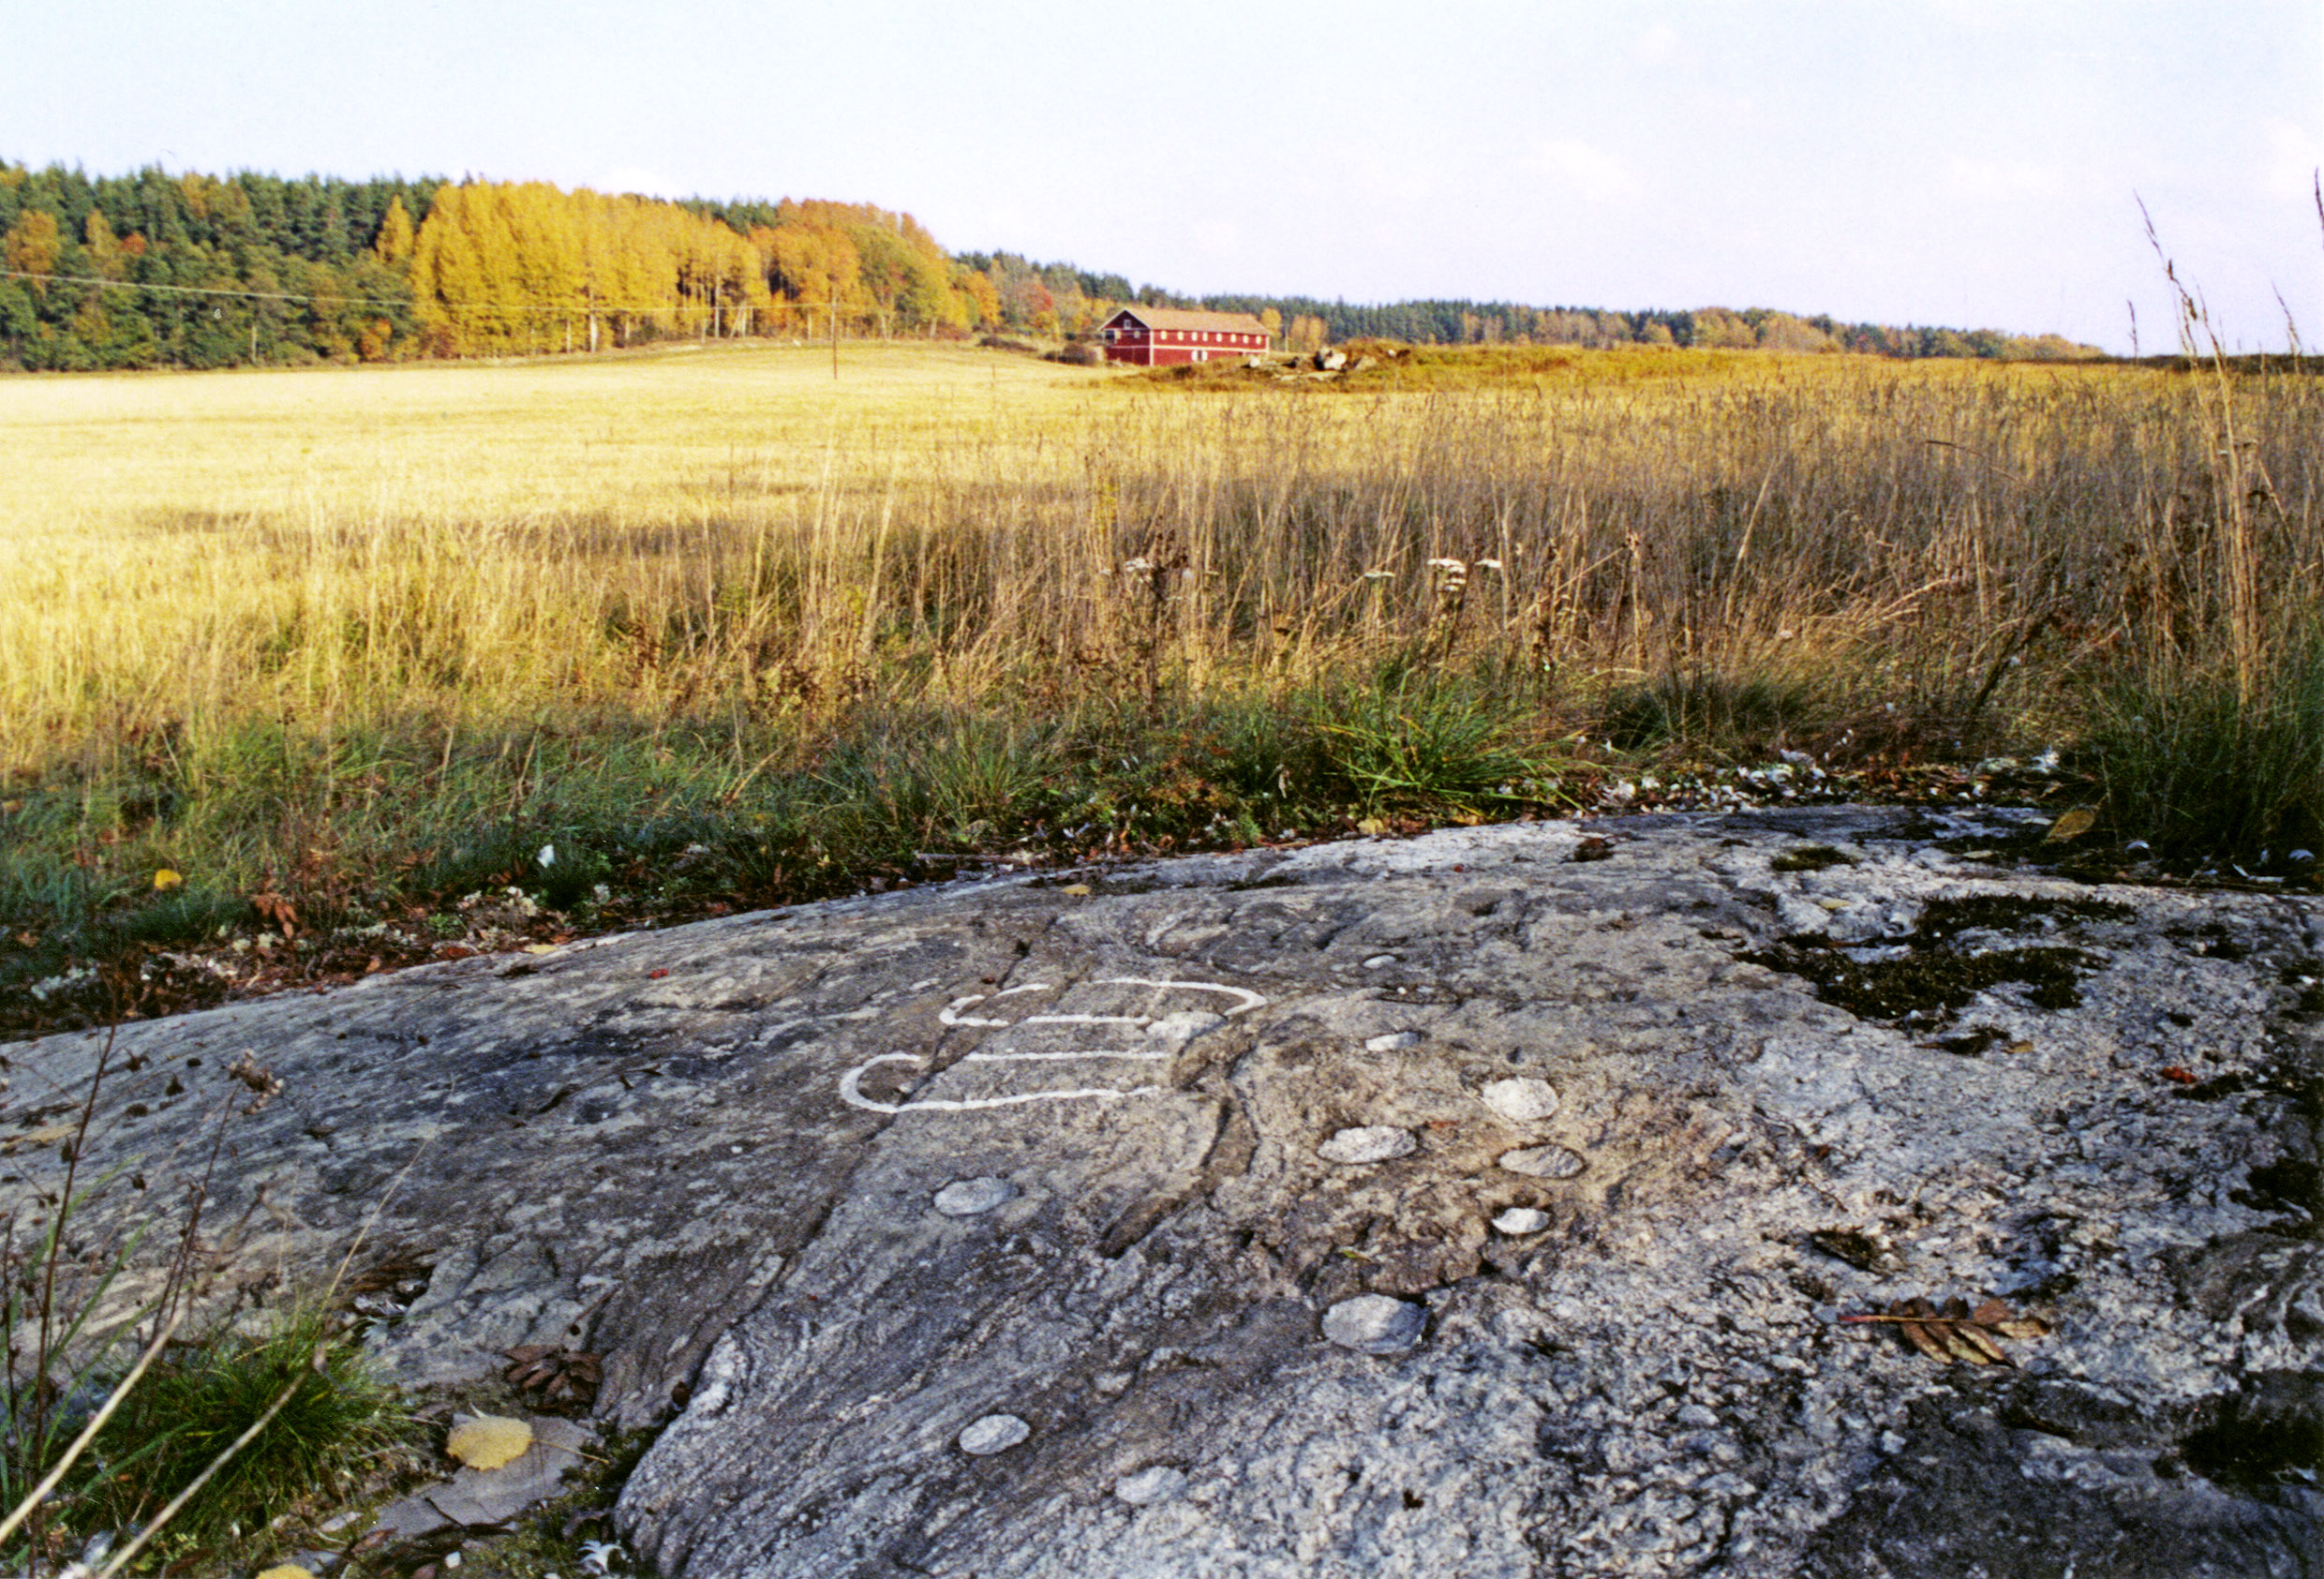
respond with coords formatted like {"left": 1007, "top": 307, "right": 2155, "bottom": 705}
{"left": 445, "top": 1414, "right": 532, "bottom": 1469}
{"left": 2044, "top": 806, "right": 2097, "bottom": 842}
{"left": 153, "top": 870, "right": 183, "bottom": 891}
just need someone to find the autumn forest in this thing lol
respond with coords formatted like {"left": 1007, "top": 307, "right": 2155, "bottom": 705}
{"left": 0, "top": 161, "right": 2100, "bottom": 371}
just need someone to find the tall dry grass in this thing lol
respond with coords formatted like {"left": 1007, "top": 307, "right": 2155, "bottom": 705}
{"left": 2, "top": 340, "right": 2319, "bottom": 963}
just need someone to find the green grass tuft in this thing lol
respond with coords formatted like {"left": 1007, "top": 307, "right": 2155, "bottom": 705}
{"left": 75, "top": 1303, "right": 413, "bottom": 1559}
{"left": 2091, "top": 633, "right": 2324, "bottom": 865}
{"left": 1601, "top": 670, "right": 1825, "bottom": 758}
{"left": 1309, "top": 671, "right": 1545, "bottom": 813}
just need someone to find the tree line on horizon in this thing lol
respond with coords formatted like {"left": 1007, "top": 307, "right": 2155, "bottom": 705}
{"left": 0, "top": 160, "right": 2100, "bottom": 371}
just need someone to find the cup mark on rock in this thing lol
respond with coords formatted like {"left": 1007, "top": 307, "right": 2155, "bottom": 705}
{"left": 959, "top": 1414, "right": 1031, "bottom": 1455}
{"left": 1498, "top": 1145, "right": 1587, "bottom": 1179}
{"left": 1481, "top": 1078, "right": 1560, "bottom": 1123}
{"left": 1319, "top": 1126, "right": 1418, "bottom": 1164}
{"left": 932, "top": 1177, "right": 1016, "bottom": 1216}
{"left": 1114, "top": 1465, "right": 1186, "bottom": 1505}
{"left": 1322, "top": 1293, "right": 1426, "bottom": 1353}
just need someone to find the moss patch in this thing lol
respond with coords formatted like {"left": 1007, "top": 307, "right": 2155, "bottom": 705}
{"left": 1771, "top": 844, "right": 1859, "bottom": 873}
{"left": 1747, "top": 892, "right": 2127, "bottom": 1028}
{"left": 1750, "top": 937, "right": 2096, "bottom": 1025}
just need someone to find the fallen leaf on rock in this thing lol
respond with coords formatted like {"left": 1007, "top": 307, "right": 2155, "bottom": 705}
{"left": 255, "top": 1566, "right": 318, "bottom": 1579}
{"left": 523, "top": 942, "right": 557, "bottom": 954}
{"left": 2161, "top": 1065, "right": 2198, "bottom": 1084}
{"left": 1808, "top": 1226, "right": 1890, "bottom": 1271}
{"left": 445, "top": 1414, "right": 533, "bottom": 1469}
{"left": 505, "top": 1344, "right": 603, "bottom": 1407}
{"left": 4, "top": 1124, "right": 77, "bottom": 1154}
{"left": 2044, "top": 806, "right": 2097, "bottom": 842}
{"left": 1572, "top": 836, "right": 1615, "bottom": 862}
{"left": 1841, "top": 1295, "right": 2049, "bottom": 1365}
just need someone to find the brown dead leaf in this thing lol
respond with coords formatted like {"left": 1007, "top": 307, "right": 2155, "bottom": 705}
{"left": 1572, "top": 835, "right": 1616, "bottom": 863}
{"left": 248, "top": 888, "right": 299, "bottom": 937}
{"left": 503, "top": 1345, "right": 602, "bottom": 1408}
{"left": 1971, "top": 1296, "right": 2051, "bottom": 1341}
{"left": 1841, "top": 1293, "right": 2049, "bottom": 1365}
{"left": 247, "top": 887, "right": 299, "bottom": 939}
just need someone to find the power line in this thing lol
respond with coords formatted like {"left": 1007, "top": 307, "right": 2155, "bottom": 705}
{"left": 0, "top": 267, "right": 790, "bottom": 320}
{"left": 1, "top": 266, "right": 410, "bottom": 311}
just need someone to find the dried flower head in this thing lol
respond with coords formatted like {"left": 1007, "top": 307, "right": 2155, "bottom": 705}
{"left": 227, "top": 1051, "right": 284, "bottom": 1113}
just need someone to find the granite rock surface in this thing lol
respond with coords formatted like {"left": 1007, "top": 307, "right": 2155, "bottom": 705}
{"left": 10, "top": 806, "right": 2324, "bottom": 1577}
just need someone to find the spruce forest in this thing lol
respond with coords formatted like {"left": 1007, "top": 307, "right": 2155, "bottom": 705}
{"left": 0, "top": 162, "right": 2102, "bottom": 371}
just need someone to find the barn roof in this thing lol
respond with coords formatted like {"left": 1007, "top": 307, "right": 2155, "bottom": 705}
{"left": 1107, "top": 306, "right": 1270, "bottom": 335}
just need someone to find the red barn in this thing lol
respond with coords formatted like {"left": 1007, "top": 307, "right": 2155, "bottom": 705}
{"left": 1099, "top": 306, "right": 1272, "bottom": 366}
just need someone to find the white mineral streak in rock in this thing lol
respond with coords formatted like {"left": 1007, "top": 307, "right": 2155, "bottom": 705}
{"left": 1114, "top": 1466, "right": 1187, "bottom": 1505}
{"left": 1492, "top": 1207, "right": 1552, "bottom": 1235}
{"left": 932, "top": 1177, "right": 1016, "bottom": 1216}
{"left": 1318, "top": 1126, "right": 1417, "bottom": 1164}
{"left": 1498, "top": 1144, "right": 1587, "bottom": 1179}
{"left": 1322, "top": 1294, "right": 1426, "bottom": 1353}
{"left": 1364, "top": 1032, "right": 1423, "bottom": 1052}
{"left": 959, "top": 1414, "right": 1031, "bottom": 1455}
{"left": 1481, "top": 1078, "right": 1560, "bottom": 1123}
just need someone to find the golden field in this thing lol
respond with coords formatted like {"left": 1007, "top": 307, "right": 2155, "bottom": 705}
{"left": 2, "top": 338, "right": 2318, "bottom": 1026}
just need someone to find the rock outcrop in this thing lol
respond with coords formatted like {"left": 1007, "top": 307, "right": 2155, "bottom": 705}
{"left": 11, "top": 807, "right": 2323, "bottom": 1576}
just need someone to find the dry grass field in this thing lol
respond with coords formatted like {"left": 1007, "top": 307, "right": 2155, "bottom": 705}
{"left": 4, "top": 338, "right": 2320, "bottom": 1029}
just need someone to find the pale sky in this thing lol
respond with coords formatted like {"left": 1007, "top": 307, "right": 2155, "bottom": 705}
{"left": 6, "top": 0, "right": 2318, "bottom": 351}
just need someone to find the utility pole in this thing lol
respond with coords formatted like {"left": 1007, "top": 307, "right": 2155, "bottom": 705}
{"left": 830, "top": 296, "right": 839, "bottom": 380}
